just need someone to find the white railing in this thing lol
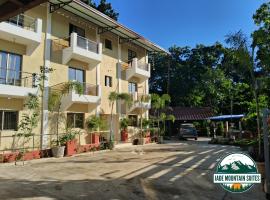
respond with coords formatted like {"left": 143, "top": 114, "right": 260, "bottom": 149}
{"left": 6, "top": 14, "right": 36, "bottom": 32}
{"left": 77, "top": 35, "right": 99, "bottom": 54}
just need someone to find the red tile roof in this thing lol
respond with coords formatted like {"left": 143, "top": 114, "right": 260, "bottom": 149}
{"left": 151, "top": 107, "right": 214, "bottom": 121}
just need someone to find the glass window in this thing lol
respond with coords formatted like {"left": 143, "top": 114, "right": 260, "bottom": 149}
{"left": 105, "top": 76, "right": 112, "bottom": 87}
{"left": 0, "top": 51, "right": 22, "bottom": 86}
{"left": 68, "top": 67, "right": 84, "bottom": 83}
{"left": 105, "top": 39, "right": 112, "bottom": 50}
{"left": 0, "top": 110, "right": 18, "bottom": 130}
{"left": 67, "top": 113, "right": 84, "bottom": 129}
{"left": 128, "top": 82, "right": 137, "bottom": 93}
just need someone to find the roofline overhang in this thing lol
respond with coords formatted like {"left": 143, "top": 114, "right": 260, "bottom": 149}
{"left": 49, "top": 0, "right": 170, "bottom": 54}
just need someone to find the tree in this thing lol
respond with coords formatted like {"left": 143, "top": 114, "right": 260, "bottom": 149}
{"left": 108, "top": 92, "right": 131, "bottom": 148}
{"left": 48, "top": 81, "right": 83, "bottom": 146}
{"left": 225, "top": 30, "right": 262, "bottom": 157}
{"left": 151, "top": 93, "right": 171, "bottom": 135}
{"left": 80, "top": 0, "right": 119, "bottom": 20}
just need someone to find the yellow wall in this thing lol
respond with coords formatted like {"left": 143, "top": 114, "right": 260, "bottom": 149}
{"left": 0, "top": 3, "right": 150, "bottom": 149}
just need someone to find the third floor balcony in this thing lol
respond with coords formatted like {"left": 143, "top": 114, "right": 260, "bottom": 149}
{"left": 122, "top": 58, "right": 151, "bottom": 83}
{"left": 62, "top": 32, "right": 102, "bottom": 67}
{"left": 0, "top": 14, "right": 42, "bottom": 55}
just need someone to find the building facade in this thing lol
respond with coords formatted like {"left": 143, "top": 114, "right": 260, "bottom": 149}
{"left": 0, "top": 1, "right": 167, "bottom": 151}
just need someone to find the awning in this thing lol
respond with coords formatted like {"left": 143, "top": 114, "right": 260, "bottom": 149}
{"left": 0, "top": 0, "right": 48, "bottom": 22}
{"left": 208, "top": 114, "right": 244, "bottom": 121}
{"left": 49, "top": 0, "right": 169, "bottom": 54}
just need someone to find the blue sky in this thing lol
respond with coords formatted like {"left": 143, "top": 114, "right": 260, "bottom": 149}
{"left": 96, "top": 0, "right": 266, "bottom": 50}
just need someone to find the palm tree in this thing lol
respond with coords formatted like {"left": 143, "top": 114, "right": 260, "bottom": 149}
{"left": 225, "top": 31, "right": 262, "bottom": 157}
{"left": 108, "top": 92, "right": 131, "bottom": 148}
{"left": 48, "top": 81, "right": 83, "bottom": 146}
{"left": 151, "top": 93, "right": 171, "bottom": 135}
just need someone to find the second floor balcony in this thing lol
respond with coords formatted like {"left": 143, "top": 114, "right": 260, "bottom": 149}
{"left": 62, "top": 33, "right": 102, "bottom": 67}
{"left": 121, "top": 92, "right": 151, "bottom": 114}
{"left": 51, "top": 82, "right": 101, "bottom": 112}
{"left": 123, "top": 58, "right": 151, "bottom": 83}
{"left": 0, "top": 68, "right": 38, "bottom": 98}
{"left": 0, "top": 14, "right": 42, "bottom": 55}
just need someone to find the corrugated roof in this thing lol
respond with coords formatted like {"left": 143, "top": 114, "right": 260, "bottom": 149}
{"left": 151, "top": 107, "right": 214, "bottom": 121}
{"left": 49, "top": 0, "right": 169, "bottom": 54}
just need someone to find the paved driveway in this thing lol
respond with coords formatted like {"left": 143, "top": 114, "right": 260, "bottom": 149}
{"left": 0, "top": 138, "right": 265, "bottom": 200}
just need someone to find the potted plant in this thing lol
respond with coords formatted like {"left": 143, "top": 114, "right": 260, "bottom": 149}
{"left": 86, "top": 115, "right": 106, "bottom": 145}
{"left": 49, "top": 81, "right": 83, "bottom": 158}
{"left": 60, "top": 129, "right": 80, "bottom": 156}
{"left": 120, "top": 118, "right": 129, "bottom": 142}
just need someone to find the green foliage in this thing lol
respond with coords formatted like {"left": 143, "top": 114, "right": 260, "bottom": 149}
{"left": 86, "top": 115, "right": 106, "bottom": 132}
{"left": 120, "top": 118, "right": 129, "bottom": 130}
{"left": 58, "top": 129, "right": 80, "bottom": 146}
{"left": 80, "top": 0, "right": 119, "bottom": 20}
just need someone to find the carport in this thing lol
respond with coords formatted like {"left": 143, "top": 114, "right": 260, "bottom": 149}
{"left": 164, "top": 107, "right": 214, "bottom": 136}
{"left": 208, "top": 114, "right": 244, "bottom": 138}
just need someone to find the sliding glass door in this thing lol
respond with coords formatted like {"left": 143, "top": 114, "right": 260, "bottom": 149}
{"left": 0, "top": 51, "right": 22, "bottom": 86}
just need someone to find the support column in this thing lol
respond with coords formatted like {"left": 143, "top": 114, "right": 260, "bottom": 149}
{"left": 145, "top": 51, "right": 149, "bottom": 120}
{"left": 96, "top": 28, "right": 101, "bottom": 116}
{"left": 117, "top": 36, "right": 122, "bottom": 115}
{"left": 41, "top": 3, "right": 52, "bottom": 149}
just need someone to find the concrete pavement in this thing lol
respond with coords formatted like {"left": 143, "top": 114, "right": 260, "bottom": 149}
{"left": 0, "top": 138, "right": 266, "bottom": 200}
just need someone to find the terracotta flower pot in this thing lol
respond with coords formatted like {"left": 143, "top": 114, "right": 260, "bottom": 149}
{"left": 121, "top": 130, "right": 128, "bottom": 142}
{"left": 66, "top": 139, "right": 77, "bottom": 156}
{"left": 92, "top": 133, "right": 100, "bottom": 144}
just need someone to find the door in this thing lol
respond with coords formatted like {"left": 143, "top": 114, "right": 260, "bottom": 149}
{"left": 69, "top": 24, "right": 86, "bottom": 48}
{"left": 128, "top": 49, "right": 137, "bottom": 63}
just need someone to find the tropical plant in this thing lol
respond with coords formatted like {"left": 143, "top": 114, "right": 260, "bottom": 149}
{"left": 151, "top": 93, "right": 171, "bottom": 136}
{"left": 86, "top": 115, "right": 106, "bottom": 132}
{"left": 48, "top": 81, "right": 83, "bottom": 146}
{"left": 108, "top": 92, "right": 132, "bottom": 148}
{"left": 120, "top": 118, "right": 129, "bottom": 131}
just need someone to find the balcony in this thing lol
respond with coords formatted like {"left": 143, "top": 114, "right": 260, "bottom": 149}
{"left": 0, "top": 68, "right": 38, "bottom": 99}
{"left": 0, "top": 14, "right": 42, "bottom": 55}
{"left": 62, "top": 33, "right": 102, "bottom": 67}
{"left": 123, "top": 58, "right": 150, "bottom": 83}
{"left": 52, "top": 82, "right": 101, "bottom": 111}
{"left": 122, "top": 92, "right": 151, "bottom": 114}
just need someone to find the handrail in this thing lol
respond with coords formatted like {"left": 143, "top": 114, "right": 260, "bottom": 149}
{"left": 76, "top": 35, "right": 99, "bottom": 53}
{"left": 51, "top": 82, "right": 99, "bottom": 96}
{"left": 121, "top": 58, "right": 149, "bottom": 71}
{"left": 6, "top": 14, "right": 36, "bottom": 32}
{"left": 0, "top": 67, "right": 36, "bottom": 88}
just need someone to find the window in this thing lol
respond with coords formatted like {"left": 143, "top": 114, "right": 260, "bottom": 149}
{"left": 69, "top": 24, "right": 85, "bottom": 37}
{"left": 0, "top": 51, "right": 22, "bottom": 86}
{"left": 128, "top": 115, "right": 138, "bottom": 127}
{"left": 128, "top": 82, "right": 137, "bottom": 93}
{"left": 105, "top": 75, "right": 112, "bottom": 87}
{"left": 0, "top": 110, "right": 18, "bottom": 130}
{"left": 68, "top": 67, "right": 85, "bottom": 83}
{"left": 128, "top": 49, "right": 137, "bottom": 61}
{"left": 67, "top": 113, "right": 84, "bottom": 129}
{"left": 105, "top": 39, "right": 112, "bottom": 50}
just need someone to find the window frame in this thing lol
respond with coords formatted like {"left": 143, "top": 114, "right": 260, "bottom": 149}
{"left": 67, "top": 113, "right": 84, "bottom": 129}
{"left": 128, "top": 82, "right": 138, "bottom": 93}
{"left": 68, "top": 67, "right": 85, "bottom": 83}
{"left": 0, "top": 110, "right": 19, "bottom": 131}
{"left": 105, "top": 39, "right": 113, "bottom": 50}
{"left": 105, "top": 75, "right": 112, "bottom": 87}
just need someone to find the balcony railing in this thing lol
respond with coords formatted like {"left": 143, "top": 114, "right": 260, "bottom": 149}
{"left": 0, "top": 68, "right": 36, "bottom": 88}
{"left": 6, "top": 14, "right": 36, "bottom": 32}
{"left": 125, "top": 59, "right": 150, "bottom": 72}
{"left": 51, "top": 82, "right": 99, "bottom": 96}
{"left": 130, "top": 92, "right": 151, "bottom": 103}
{"left": 77, "top": 35, "right": 99, "bottom": 54}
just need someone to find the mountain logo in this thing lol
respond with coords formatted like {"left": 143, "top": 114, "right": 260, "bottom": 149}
{"left": 213, "top": 153, "right": 261, "bottom": 193}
